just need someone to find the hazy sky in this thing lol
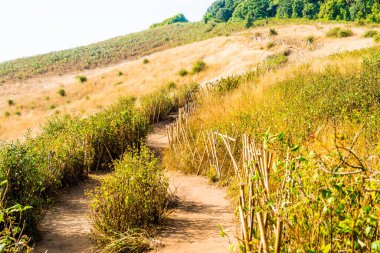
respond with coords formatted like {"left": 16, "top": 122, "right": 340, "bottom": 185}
{"left": 0, "top": 0, "right": 215, "bottom": 62}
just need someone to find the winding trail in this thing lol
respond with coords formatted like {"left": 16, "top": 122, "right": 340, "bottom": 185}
{"left": 34, "top": 119, "right": 237, "bottom": 252}
{"left": 147, "top": 120, "right": 238, "bottom": 253}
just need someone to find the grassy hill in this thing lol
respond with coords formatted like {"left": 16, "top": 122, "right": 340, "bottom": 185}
{"left": 0, "top": 22, "right": 244, "bottom": 83}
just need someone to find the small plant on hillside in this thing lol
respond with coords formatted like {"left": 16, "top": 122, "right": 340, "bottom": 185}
{"left": 375, "top": 34, "right": 380, "bottom": 43}
{"left": 7, "top": 99, "right": 14, "bottom": 106}
{"left": 192, "top": 60, "right": 206, "bottom": 74}
{"left": 49, "top": 105, "right": 57, "bottom": 110}
{"left": 117, "top": 71, "right": 123, "bottom": 76}
{"left": 76, "top": 75, "right": 87, "bottom": 83}
{"left": 363, "top": 30, "right": 379, "bottom": 38}
{"left": 305, "top": 35, "right": 315, "bottom": 44}
{"left": 266, "top": 41, "right": 275, "bottom": 49}
{"left": 178, "top": 68, "right": 189, "bottom": 77}
{"left": 264, "top": 52, "right": 288, "bottom": 70}
{"left": 326, "top": 27, "right": 353, "bottom": 38}
{"left": 166, "top": 81, "right": 176, "bottom": 90}
{"left": 269, "top": 28, "right": 278, "bottom": 36}
{"left": 4, "top": 111, "right": 10, "bottom": 117}
{"left": 58, "top": 89, "right": 66, "bottom": 97}
{"left": 15, "top": 111, "right": 21, "bottom": 116}
{"left": 143, "top": 58, "right": 149, "bottom": 64}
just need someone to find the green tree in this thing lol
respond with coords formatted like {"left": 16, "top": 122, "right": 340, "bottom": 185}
{"left": 318, "top": 0, "right": 350, "bottom": 20}
{"left": 232, "top": 0, "right": 270, "bottom": 21}
{"left": 204, "top": 0, "right": 243, "bottom": 23}
{"left": 150, "top": 13, "right": 188, "bottom": 28}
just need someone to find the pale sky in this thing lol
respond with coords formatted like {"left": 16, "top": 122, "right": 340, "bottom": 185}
{"left": 0, "top": 0, "right": 215, "bottom": 62}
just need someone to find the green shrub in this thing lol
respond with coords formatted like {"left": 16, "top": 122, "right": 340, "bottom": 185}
{"left": 192, "top": 60, "right": 206, "bottom": 74}
{"left": 15, "top": 111, "right": 21, "bottom": 116}
{"left": 326, "top": 27, "right": 353, "bottom": 38}
{"left": 89, "top": 145, "right": 168, "bottom": 250}
{"left": 143, "top": 58, "right": 149, "bottom": 64}
{"left": 269, "top": 28, "right": 278, "bottom": 36}
{"left": 117, "top": 71, "right": 123, "bottom": 76}
{"left": 141, "top": 89, "right": 174, "bottom": 123}
{"left": 7, "top": 100, "right": 14, "bottom": 106}
{"left": 150, "top": 13, "right": 188, "bottom": 28}
{"left": 266, "top": 41, "right": 275, "bottom": 49}
{"left": 363, "top": 30, "right": 379, "bottom": 38}
{"left": 306, "top": 35, "right": 315, "bottom": 44}
{"left": 4, "top": 111, "right": 10, "bottom": 117}
{"left": 166, "top": 81, "right": 177, "bottom": 90}
{"left": 76, "top": 75, "right": 87, "bottom": 83}
{"left": 178, "top": 68, "right": 189, "bottom": 77}
{"left": 57, "top": 89, "right": 66, "bottom": 97}
{"left": 374, "top": 34, "right": 380, "bottom": 43}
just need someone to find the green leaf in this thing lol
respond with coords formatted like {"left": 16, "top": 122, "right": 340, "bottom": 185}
{"left": 372, "top": 241, "right": 380, "bottom": 252}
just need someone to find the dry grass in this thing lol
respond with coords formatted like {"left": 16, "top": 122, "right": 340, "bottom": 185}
{"left": 0, "top": 24, "right": 377, "bottom": 141}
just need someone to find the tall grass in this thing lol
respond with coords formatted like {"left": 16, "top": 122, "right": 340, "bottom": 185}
{"left": 88, "top": 146, "right": 168, "bottom": 252}
{"left": 164, "top": 47, "right": 380, "bottom": 251}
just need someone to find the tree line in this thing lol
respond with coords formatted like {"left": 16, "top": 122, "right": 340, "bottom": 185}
{"left": 204, "top": 0, "right": 380, "bottom": 25}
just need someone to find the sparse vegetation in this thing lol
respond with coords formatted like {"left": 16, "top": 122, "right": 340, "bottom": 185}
{"left": 178, "top": 68, "right": 189, "bottom": 77}
{"left": 58, "top": 89, "right": 66, "bottom": 97}
{"left": 191, "top": 60, "right": 207, "bottom": 74}
{"left": 7, "top": 100, "right": 14, "bottom": 106}
{"left": 76, "top": 75, "right": 87, "bottom": 83}
{"left": 4, "top": 111, "right": 10, "bottom": 117}
{"left": 326, "top": 27, "right": 353, "bottom": 38}
{"left": 363, "top": 30, "right": 379, "bottom": 38}
{"left": 143, "top": 58, "right": 149, "bottom": 64}
{"left": 0, "top": 22, "right": 245, "bottom": 83}
{"left": 306, "top": 35, "right": 315, "bottom": 43}
{"left": 266, "top": 41, "right": 275, "bottom": 49}
{"left": 15, "top": 111, "right": 21, "bottom": 116}
{"left": 269, "top": 28, "right": 278, "bottom": 36}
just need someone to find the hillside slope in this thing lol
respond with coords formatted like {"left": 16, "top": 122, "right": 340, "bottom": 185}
{"left": 0, "top": 23, "right": 378, "bottom": 141}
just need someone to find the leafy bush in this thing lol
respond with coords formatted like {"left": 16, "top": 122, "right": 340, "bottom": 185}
{"left": 363, "top": 30, "right": 379, "bottom": 38}
{"left": 266, "top": 41, "right": 275, "bottom": 49}
{"left": 305, "top": 35, "right": 315, "bottom": 43}
{"left": 375, "top": 34, "right": 380, "bottom": 43}
{"left": 140, "top": 89, "right": 174, "bottom": 123}
{"left": 150, "top": 13, "right": 188, "bottom": 28}
{"left": 326, "top": 27, "right": 353, "bottom": 38}
{"left": 57, "top": 89, "right": 66, "bottom": 97}
{"left": 178, "top": 69, "right": 189, "bottom": 77}
{"left": 264, "top": 52, "right": 288, "bottom": 69}
{"left": 269, "top": 28, "right": 278, "bottom": 36}
{"left": 143, "top": 59, "right": 149, "bottom": 65}
{"left": 76, "top": 75, "right": 87, "bottom": 83}
{"left": 192, "top": 60, "right": 207, "bottom": 74}
{"left": 7, "top": 100, "right": 14, "bottom": 106}
{"left": 89, "top": 145, "right": 168, "bottom": 251}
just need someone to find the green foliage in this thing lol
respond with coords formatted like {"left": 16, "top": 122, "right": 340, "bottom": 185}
{"left": 204, "top": 0, "right": 380, "bottom": 24}
{"left": 142, "top": 58, "right": 149, "bottom": 65}
{"left": 178, "top": 68, "right": 189, "bottom": 77}
{"left": 264, "top": 52, "right": 288, "bottom": 69}
{"left": 269, "top": 27, "right": 278, "bottom": 35}
{"left": 0, "top": 185, "right": 33, "bottom": 253}
{"left": 375, "top": 34, "right": 380, "bottom": 42}
{"left": 306, "top": 35, "right": 315, "bottom": 43}
{"left": 232, "top": 0, "right": 269, "bottom": 21}
{"left": 363, "top": 30, "right": 379, "bottom": 38}
{"left": 76, "top": 75, "right": 87, "bottom": 83}
{"left": 140, "top": 89, "right": 174, "bottom": 123}
{"left": 7, "top": 100, "right": 14, "bottom": 106}
{"left": 204, "top": 0, "right": 243, "bottom": 23}
{"left": 150, "top": 13, "right": 188, "bottom": 28}
{"left": 57, "top": 89, "right": 66, "bottom": 97}
{"left": 192, "top": 60, "right": 207, "bottom": 74}
{"left": 326, "top": 27, "right": 353, "bottom": 37}
{"left": 266, "top": 41, "right": 276, "bottom": 49}
{"left": 89, "top": 145, "right": 168, "bottom": 251}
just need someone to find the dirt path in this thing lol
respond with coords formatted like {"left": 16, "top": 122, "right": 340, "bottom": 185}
{"left": 34, "top": 177, "right": 100, "bottom": 253}
{"left": 147, "top": 120, "right": 238, "bottom": 253}
{"left": 34, "top": 119, "right": 237, "bottom": 252}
